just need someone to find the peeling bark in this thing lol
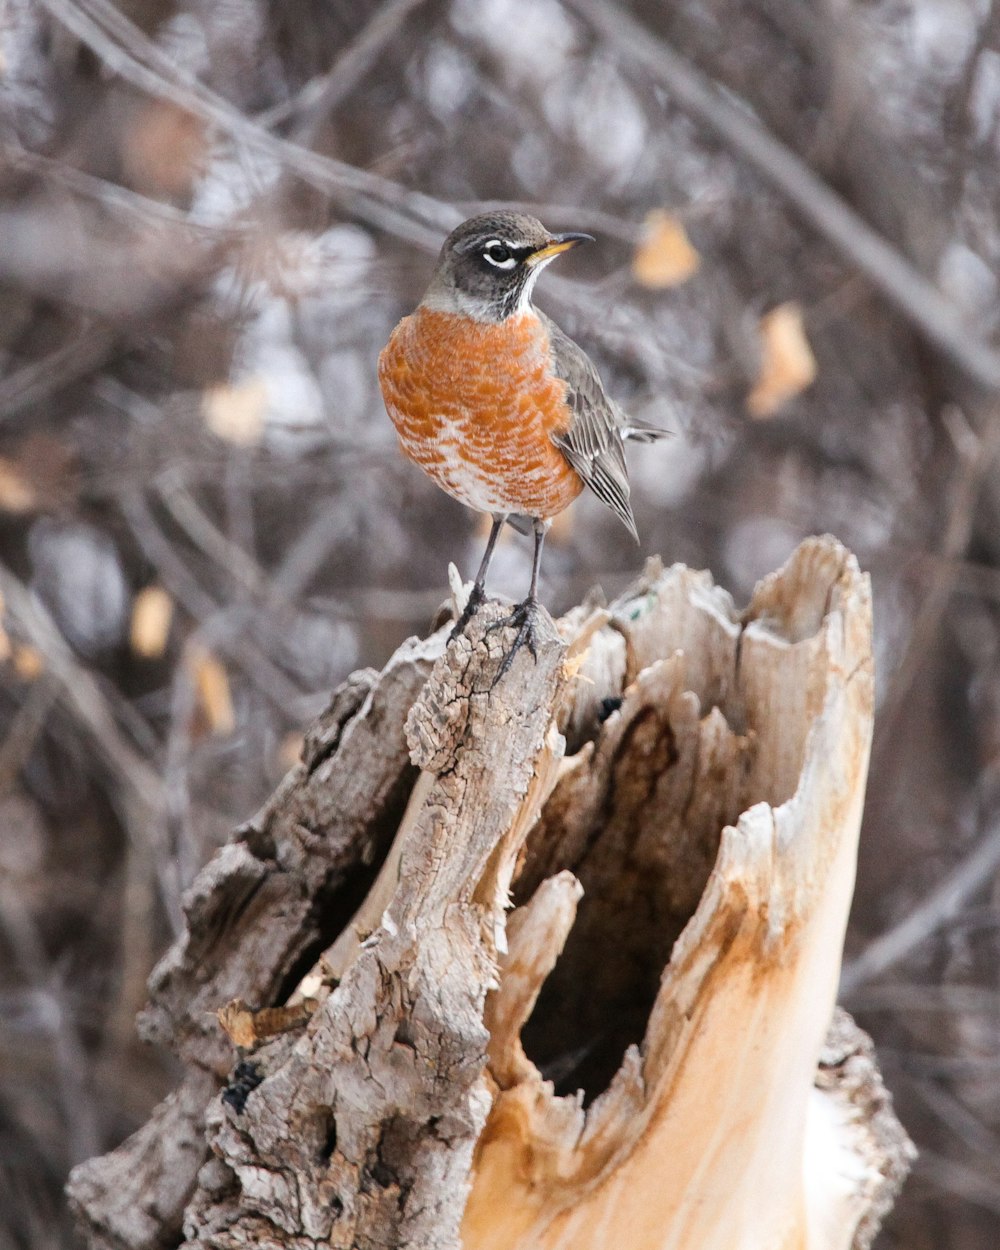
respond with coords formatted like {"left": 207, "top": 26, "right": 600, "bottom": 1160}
{"left": 68, "top": 538, "right": 913, "bottom": 1250}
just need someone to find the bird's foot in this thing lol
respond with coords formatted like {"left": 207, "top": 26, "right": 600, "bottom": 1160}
{"left": 489, "top": 596, "right": 543, "bottom": 686}
{"left": 449, "top": 582, "right": 486, "bottom": 642}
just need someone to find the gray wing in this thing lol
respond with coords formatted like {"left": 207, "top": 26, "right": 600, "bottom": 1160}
{"left": 540, "top": 312, "right": 645, "bottom": 540}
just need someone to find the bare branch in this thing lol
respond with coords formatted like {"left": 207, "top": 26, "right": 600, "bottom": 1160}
{"left": 841, "top": 820, "right": 1000, "bottom": 994}
{"left": 567, "top": 0, "right": 1000, "bottom": 390}
{"left": 0, "top": 562, "right": 178, "bottom": 939}
{"left": 37, "top": 0, "right": 456, "bottom": 248}
{"left": 257, "top": 0, "right": 432, "bottom": 137}
{"left": 121, "top": 492, "right": 311, "bottom": 718}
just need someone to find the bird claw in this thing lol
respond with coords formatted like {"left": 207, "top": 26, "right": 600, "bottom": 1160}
{"left": 489, "top": 597, "right": 542, "bottom": 686}
{"left": 449, "top": 583, "right": 486, "bottom": 642}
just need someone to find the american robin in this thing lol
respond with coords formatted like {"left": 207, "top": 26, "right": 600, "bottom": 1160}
{"left": 378, "top": 211, "right": 667, "bottom": 669}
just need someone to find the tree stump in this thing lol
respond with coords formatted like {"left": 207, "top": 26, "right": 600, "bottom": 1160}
{"left": 68, "top": 536, "right": 914, "bottom": 1250}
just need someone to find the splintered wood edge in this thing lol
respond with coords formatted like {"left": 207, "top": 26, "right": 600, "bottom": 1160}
{"left": 196, "top": 601, "right": 572, "bottom": 1249}
{"left": 66, "top": 539, "right": 908, "bottom": 1250}
{"left": 464, "top": 536, "right": 907, "bottom": 1250}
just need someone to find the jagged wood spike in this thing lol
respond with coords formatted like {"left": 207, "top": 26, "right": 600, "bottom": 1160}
{"left": 68, "top": 538, "right": 913, "bottom": 1250}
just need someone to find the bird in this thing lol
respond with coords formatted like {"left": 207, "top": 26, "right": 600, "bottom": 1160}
{"left": 378, "top": 210, "right": 668, "bottom": 673}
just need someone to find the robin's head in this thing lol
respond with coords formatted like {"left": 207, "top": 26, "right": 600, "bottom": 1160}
{"left": 421, "top": 212, "right": 593, "bottom": 323}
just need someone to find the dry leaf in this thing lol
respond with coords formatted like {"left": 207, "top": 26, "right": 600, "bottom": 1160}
{"left": 190, "top": 648, "right": 235, "bottom": 735}
{"left": 202, "top": 378, "right": 268, "bottom": 447}
{"left": 217, "top": 998, "right": 317, "bottom": 1050}
{"left": 5, "top": 435, "right": 79, "bottom": 511}
{"left": 130, "top": 585, "right": 173, "bottom": 658}
{"left": 0, "top": 458, "right": 37, "bottom": 513}
{"left": 746, "top": 302, "right": 818, "bottom": 418}
{"left": 122, "top": 100, "right": 207, "bottom": 198}
{"left": 475, "top": 513, "right": 506, "bottom": 543}
{"left": 279, "top": 731, "right": 304, "bottom": 770}
{"left": 12, "top": 644, "right": 44, "bottom": 681}
{"left": 548, "top": 505, "right": 575, "bottom": 546}
{"left": 632, "top": 210, "right": 701, "bottom": 289}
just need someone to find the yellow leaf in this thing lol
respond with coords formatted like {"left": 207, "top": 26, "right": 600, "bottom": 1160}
{"left": 632, "top": 211, "right": 701, "bottom": 289}
{"left": 130, "top": 585, "right": 174, "bottom": 658}
{"left": 12, "top": 644, "right": 43, "bottom": 681}
{"left": 0, "top": 457, "right": 37, "bottom": 513}
{"left": 547, "top": 505, "right": 575, "bottom": 546}
{"left": 122, "top": 100, "right": 207, "bottom": 198}
{"left": 202, "top": 377, "right": 267, "bottom": 447}
{"left": 279, "top": 731, "right": 304, "bottom": 770}
{"left": 746, "top": 303, "right": 817, "bottom": 418}
{"left": 190, "top": 648, "right": 235, "bottom": 735}
{"left": 475, "top": 513, "right": 505, "bottom": 543}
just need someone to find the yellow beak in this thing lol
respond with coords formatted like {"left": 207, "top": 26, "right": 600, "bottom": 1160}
{"left": 525, "top": 232, "right": 595, "bottom": 267}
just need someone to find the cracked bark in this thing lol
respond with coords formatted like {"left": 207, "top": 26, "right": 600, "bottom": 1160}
{"left": 68, "top": 537, "right": 914, "bottom": 1250}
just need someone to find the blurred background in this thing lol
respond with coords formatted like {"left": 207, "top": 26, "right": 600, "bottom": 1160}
{"left": 1, "top": 0, "right": 999, "bottom": 1246}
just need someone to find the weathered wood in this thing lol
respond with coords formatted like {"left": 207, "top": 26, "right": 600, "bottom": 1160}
{"left": 68, "top": 538, "right": 913, "bottom": 1250}
{"left": 464, "top": 540, "right": 909, "bottom": 1250}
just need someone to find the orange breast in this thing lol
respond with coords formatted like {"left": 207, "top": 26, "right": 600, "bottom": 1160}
{"left": 378, "top": 308, "right": 584, "bottom": 520}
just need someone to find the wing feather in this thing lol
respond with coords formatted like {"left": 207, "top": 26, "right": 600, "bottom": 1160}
{"left": 540, "top": 312, "right": 643, "bottom": 540}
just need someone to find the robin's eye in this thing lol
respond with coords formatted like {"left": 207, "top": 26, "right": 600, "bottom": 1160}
{"left": 483, "top": 241, "right": 516, "bottom": 269}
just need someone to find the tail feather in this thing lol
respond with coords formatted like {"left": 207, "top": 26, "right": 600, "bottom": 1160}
{"left": 622, "top": 417, "right": 672, "bottom": 443}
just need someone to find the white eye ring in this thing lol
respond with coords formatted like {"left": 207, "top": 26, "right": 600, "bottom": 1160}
{"left": 482, "top": 240, "right": 517, "bottom": 269}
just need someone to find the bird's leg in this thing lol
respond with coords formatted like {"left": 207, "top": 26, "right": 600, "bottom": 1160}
{"left": 492, "top": 519, "right": 548, "bottom": 682}
{"left": 450, "top": 515, "right": 504, "bottom": 640}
